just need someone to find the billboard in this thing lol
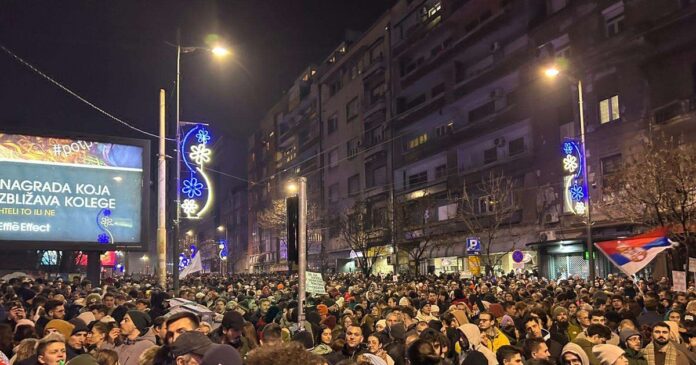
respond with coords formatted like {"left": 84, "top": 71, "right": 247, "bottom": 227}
{"left": 0, "top": 132, "right": 149, "bottom": 250}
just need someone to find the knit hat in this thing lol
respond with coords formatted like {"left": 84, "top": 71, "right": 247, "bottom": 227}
{"left": 316, "top": 304, "right": 329, "bottom": 316}
{"left": 85, "top": 293, "right": 102, "bottom": 306}
{"left": 201, "top": 343, "right": 243, "bottom": 365}
{"left": 171, "top": 331, "right": 215, "bottom": 357}
{"left": 553, "top": 306, "right": 568, "bottom": 318}
{"left": 619, "top": 328, "right": 641, "bottom": 344}
{"left": 500, "top": 315, "right": 514, "bottom": 328}
{"left": 592, "top": 344, "right": 625, "bottom": 365}
{"left": 126, "top": 310, "right": 152, "bottom": 335}
{"left": 45, "top": 319, "right": 75, "bottom": 339}
{"left": 222, "top": 311, "right": 245, "bottom": 331}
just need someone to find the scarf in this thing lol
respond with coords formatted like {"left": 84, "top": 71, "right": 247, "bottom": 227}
{"left": 643, "top": 341, "right": 677, "bottom": 365}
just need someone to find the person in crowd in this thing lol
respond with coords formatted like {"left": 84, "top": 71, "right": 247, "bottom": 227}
{"left": 366, "top": 333, "right": 394, "bottom": 365}
{"left": 496, "top": 345, "right": 523, "bottom": 365}
{"left": 104, "top": 311, "right": 156, "bottom": 365}
{"left": 165, "top": 312, "right": 200, "bottom": 344}
{"left": 36, "top": 300, "right": 67, "bottom": 336}
{"left": 618, "top": 329, "right": 647, "bottom": 365}
{"left": 36, "top": 334, "right": 67, "bottom": 365}
{"left": 326, "top": 324, "right": 366, "bottom": 365}
{"left": 219, "top": 311, "right": 251, "bottom": 358}
{"left": 478, "top": 312, "right": 509, "bottom": 354}
{"left": 246, "top": 341, "right": 321, "bottom": 365}
{"left": 67, "top": 323, "right": 89, "bottom": 359}
{"left": 643, "top": 321, "right": 690, "bottom": 365}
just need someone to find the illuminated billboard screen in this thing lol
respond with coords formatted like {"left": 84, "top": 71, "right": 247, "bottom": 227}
{"left": 0, "top": 132, "right": 149, "bottom": 250}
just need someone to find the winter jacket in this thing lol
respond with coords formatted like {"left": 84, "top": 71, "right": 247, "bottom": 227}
{"left": 324, "top": 343, "right": 367, "bottom": 365}
{"left": 572, "top": 338, "right": 600, "bottom": 365}
{"left": 103, "top": 331, "right": 157, "bottom": 365}
{"left": 458, "top": 324, "right": 498, "bottom": 365}
{"left": 483, "top": 327, "right": 510, "bottom": 354}
{"left": 624, "top": 347, "right": 648, "bottom": 365}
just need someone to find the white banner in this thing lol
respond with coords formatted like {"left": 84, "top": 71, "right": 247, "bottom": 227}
{"left": 689, "top": 258, "right": 696, "bottom": 273}
{"left": 306, "top": 271, "right": 327, "bottom": 294}
{"left": 672, "top": 271, "right": 687, "bottom": 292}
{"left": 179, "top": 253, "right": 202, "bottom": 279}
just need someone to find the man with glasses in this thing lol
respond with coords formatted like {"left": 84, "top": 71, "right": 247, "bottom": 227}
{"left": 478, "top": 311, "right": 510, "bottom": 353}
{"left": 619, "top": 328, "right": 647, "bottom": 365}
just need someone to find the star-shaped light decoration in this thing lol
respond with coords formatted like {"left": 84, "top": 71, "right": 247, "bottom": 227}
{"left": 189, "top": 144, "right": 212, "bottom": 165}
{"left": 181, "top": 199, "right": 199, "bottom": 215}
{"left": 182, "top": 177, "right": 204, "bottom": 198}
{"left": 100, "top": 216, "right": 113, "bottom": 227}
{"left": 563, "top": 142, "right": 574, "bottom": 156}
{"left": 97, "top": 234, "right": 110, "bottom": 243}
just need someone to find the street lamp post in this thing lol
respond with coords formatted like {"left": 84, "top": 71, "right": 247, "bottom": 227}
{"left": 218, "top": 225, "right": 228, "bottom": 275}
{"left": 545, "top": 66, "right": 595, "bottom": 280}
{"left": 171, "top": 32, "right": 230, "bottom": 292}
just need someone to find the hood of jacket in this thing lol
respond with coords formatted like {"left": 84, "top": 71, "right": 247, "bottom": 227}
{"left": 562, "top": 342, "right": 590, "bottom": 365}
{"left": 459, "top": 323, "right": 482, "bottom": 348}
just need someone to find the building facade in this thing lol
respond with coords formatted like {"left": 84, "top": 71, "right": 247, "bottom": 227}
{"left": 247, "top": 0, "right": 696, "bottom": 277}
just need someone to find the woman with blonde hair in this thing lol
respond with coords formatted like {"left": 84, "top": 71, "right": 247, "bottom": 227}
{"left": 9, "top": 338, "right": 38, "bottom": 365}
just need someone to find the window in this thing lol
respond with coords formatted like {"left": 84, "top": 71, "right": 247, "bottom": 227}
{"left": 408, "top": 171, "right": 428, "bottom": 188}
{"left": 599, "top": 95, "right": 621, "bottom": 124}
{"left": 603, "top": 2, "right": 624, "bottom": 37}
{"left": 483, "top": 147, "right": 498, "bottom": 164}
{"left": 372, "top": 166, "right": 387, "bottom": 187}
{"left": 328, "top": 148, "right": 339, "bottom": 168}
{"left": 407, "top": 133, "right": 428, "bottom": 150}
{"left": 435, "top": 123, "right": 453, "bottom": 137}
{"left": 371, "top": 207, "right": 387, "bottom": 228}
{"left": 346, "top": 97, "right": 360, "bottom": 121}
{"left": 468, "top": 100, "right": 496, "bottom": 123}
{"left": 438, "top": 203, "right": 458, "bottom": 221}
{"left": 328, "top": 184, "right": 339, "bottom": 203}
{"left": 601, "top": 154, "right": 622, "bottom": 190}
{"left": 347, "top": 138, "right": 360, "bottom": 159}
{"left": 478, "top": 195, "right": 495, "bottom": 214}
{"left": 508, "top": 137, "right": 525, "bottom": 156}
{"left": 327, "top": 114, "right": 338, "bottom": 134}
{"left": 435, "top": 164, "right": 447, "bottom": 179}
{"left": 348, "top": 174, "right": 360, "bottom": 196}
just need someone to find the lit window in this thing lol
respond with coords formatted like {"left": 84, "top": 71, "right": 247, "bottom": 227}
{"left": 599, "top": 95, "right": 621, "bottom": 124}
{"left": 407, "top": 134, "right": 428, "bottom": 149}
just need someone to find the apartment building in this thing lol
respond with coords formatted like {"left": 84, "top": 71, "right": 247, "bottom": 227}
{"left": 247, "top": 0, "right": 696, "bottom": 277}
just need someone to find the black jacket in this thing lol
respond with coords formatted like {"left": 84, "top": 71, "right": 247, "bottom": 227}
{"left": 324, "top": 343, "right": 367, "bottom": 365}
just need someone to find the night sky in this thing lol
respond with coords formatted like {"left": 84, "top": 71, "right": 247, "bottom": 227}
{"left": 0, "top": 0, "right": 394, "bottom": 181}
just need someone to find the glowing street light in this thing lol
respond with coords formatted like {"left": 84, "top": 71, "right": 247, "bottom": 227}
{"left": 141, "top": 255, "right": 149, "bottom": 262}
{"left": 286, "top": 181, "right": 299, "bottom": 195}
{"left": 544, "top": 66, "right": 560, "bottom": 78}
{"left": 211, "top": 46, "right": 231, "bottom": 58}
{"left": 217, "top": 225, "right": 225, "bottom": 232}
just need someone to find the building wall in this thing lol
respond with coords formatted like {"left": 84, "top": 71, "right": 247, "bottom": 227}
{"left": 246, "top": 0, "right": 696, "bottom": 275}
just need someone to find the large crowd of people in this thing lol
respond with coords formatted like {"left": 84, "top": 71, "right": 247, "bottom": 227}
{"left": 0, "top": 271, "right": 695, "bottom": 365}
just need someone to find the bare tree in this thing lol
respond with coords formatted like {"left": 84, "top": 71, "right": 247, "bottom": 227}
{"left": 257, "top": 198, "right": 324, "bottom": 265}
{"left": 336, "top": 199, "right": 388, "bottom": 276}
{"left": 394, "top": 194, "right": 458, "bottom": 274}
{"left": 597, "top": 135, "right": 696, "bottom": 254}
{"left": 458, "top": 171, "right": 517, "bottom": 276}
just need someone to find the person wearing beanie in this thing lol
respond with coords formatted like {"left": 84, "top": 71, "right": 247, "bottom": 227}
{"left": 317, "top": 304, "right": 329, "bottom": 318}
{"left": 101, "top": 311, "right": 156, "bottom": 365}
{"left": 619, "top": 329, "right": 647, "bottom": 365}
{"left": 67, "top": 321, "right": 89, "bottom": 359}
{"left": 45, "top": 319, "right": 75, "bottom": 339}
{"left": 550, "top": 306, "right": 577, "bottom": 346}
{"left": 592, "top": 344, "right": 628, "bottom": 365}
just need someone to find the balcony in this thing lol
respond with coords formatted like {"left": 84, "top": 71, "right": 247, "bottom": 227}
{"left": 362, "top": 55, "right": 385, "bottom": 81}
{"left": 363, "top": 97, "right": 387, "bottom": 118}
{"left": 393, "top": 94, "right": 447, "bottom": 129}
{"left": 653, "top": 96, "right": 696, "bottom": 124}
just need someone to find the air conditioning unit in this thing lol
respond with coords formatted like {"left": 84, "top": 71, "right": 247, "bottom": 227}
{"left": 539, "top": 230, "right": 557, "bottom": 242}
{"left": 490, "top": 41, "right": 501, "bottom": 53}
{"left": 494, "top": 137, "right": 506, "bottom": 147}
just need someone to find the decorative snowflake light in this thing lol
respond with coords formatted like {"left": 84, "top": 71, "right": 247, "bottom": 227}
{"left": 99, "top": 216, "right": 113, "bottom": 227}
{"left": 181, "top": 199, "right": 199, "bottom": 215}
{"left": 574, "top": 202, "right": 586, "bottom": 215}
{"left": 189, "top": 144, "right": 211, "bottom": 165}
{"left": 182, "top": 177, "right": 204, "bottom": 198}
{"left": 569, "top": 184, "right": 585, "bottom": 201}
{"left": 563, "top": 142, "right": 574, "bottom": 156}
{"left": 196, "top": 129, "right": 211, "bottom": 144}
{"left": 563, "top": 155, "right": 579, "bottom": 173}
{"left": 97, "top": 234, "right": 110, "bottom": 243}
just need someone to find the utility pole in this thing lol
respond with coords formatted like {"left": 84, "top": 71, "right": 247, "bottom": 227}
{"left": 173, "top": 29, "right": 182, "bottom": 293}
{"left": 298, "top": 177, "right": 307, "bottom": 325}
{"left": 157, "top": 89, "right": 167, "bottom": 288}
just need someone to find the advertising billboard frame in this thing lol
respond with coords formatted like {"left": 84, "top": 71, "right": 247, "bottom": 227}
{"left": 0, "top": 129, "right": 151, "bottom": 252}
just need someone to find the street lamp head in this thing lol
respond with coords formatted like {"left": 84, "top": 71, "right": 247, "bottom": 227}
{"left": 286, "top": 181, "right": 299, "bottom": 194}
{"left": 141, "top": 255, "right": 149, "bottom": 262}
{"left": 218, "top": 243, "right": 225, "bottom": 249}
{"left": 186, "top": 230, "right": 194, "bottom": 237}
{"left": 211, "top": 46, "right": 231, "bottom": 58}
{"left": 544, "top": 66, "right": 560, "bottom": 78}
{"left": 217, "top": 225, "right": 225, "bottom": 232}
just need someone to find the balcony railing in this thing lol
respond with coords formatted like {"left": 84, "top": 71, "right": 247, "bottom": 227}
{"left": 653, "top": 95, "right": 696, "bottom": 124}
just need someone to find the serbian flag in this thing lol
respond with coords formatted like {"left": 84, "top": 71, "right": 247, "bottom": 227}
{"left": 595, "top": 227, "right": 672, "bottom": 276}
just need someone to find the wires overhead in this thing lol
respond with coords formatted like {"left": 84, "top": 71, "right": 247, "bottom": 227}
{"left": 0, "top": 43, "right": 175, "bottom": 141}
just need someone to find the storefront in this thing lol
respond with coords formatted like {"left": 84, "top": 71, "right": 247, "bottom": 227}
{"left": 528, "top": 240, "right": 614, "bottom": 280}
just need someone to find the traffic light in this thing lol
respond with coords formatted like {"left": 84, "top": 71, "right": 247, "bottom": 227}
{"left": 286, "top": 196, "right": 299, "bottom": 266}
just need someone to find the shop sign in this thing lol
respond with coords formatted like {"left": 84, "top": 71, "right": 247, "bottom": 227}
{"left": 466, "top": 237, "right": 481, "bottom": 255}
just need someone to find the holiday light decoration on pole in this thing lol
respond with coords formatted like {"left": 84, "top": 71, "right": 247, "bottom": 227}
{"left": 179, "top": 124, "right": 215, "bottom": 219}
